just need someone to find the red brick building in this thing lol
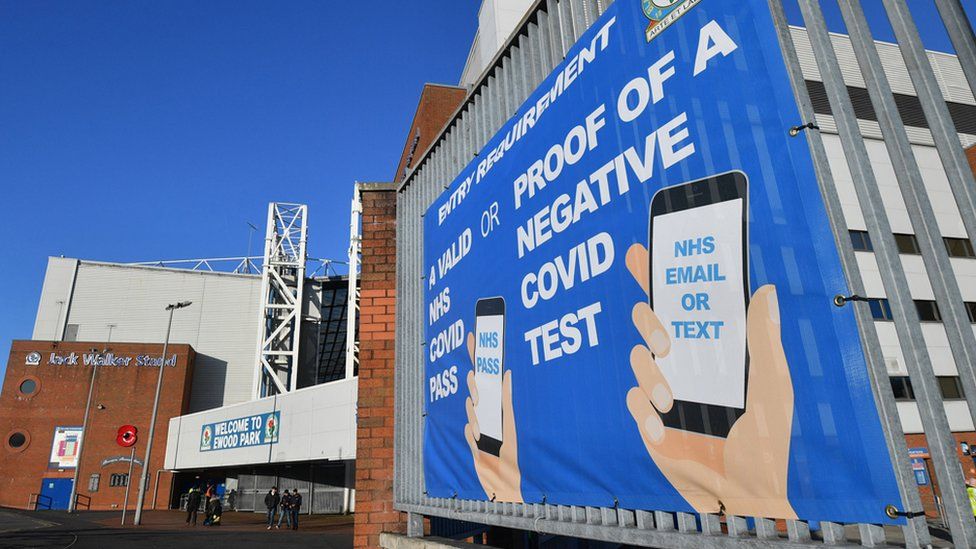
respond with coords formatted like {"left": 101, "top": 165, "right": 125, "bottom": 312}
{"left": 1, "top": 340, "right": 195, "bottom": 511}
{"left": 354, "top": 184, "right": 404, "bottom": 548}
{"left": 353, "top": 79, "right": 466, "bottom": 547}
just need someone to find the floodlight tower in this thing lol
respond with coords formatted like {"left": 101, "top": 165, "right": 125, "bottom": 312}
{"left": 252, "top": 202, "right": 309, "bottom": 398}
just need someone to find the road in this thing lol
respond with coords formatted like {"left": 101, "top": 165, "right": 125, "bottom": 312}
{"left": 0, "top": 508, "right": 352, "bottom": 549}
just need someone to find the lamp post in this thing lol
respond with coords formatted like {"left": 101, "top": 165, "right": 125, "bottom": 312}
{"left": 67, "top": 347, "right": 102, "bottom": 512}
{"left": 133, "top": 301, "right": 191, "bottom": 526}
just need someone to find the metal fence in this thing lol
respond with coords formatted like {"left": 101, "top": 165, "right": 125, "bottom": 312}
{"left": 393, "top": 0, "right": 976, "bottom": 546}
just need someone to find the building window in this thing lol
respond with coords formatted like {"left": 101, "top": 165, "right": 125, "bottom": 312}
{"left": 109, "top": 473, "right": 129, "bottom": 487}
{"left": 850, "top": 230, "right": 873, "bottom": 252}
{"left": 5, "top": 430, "right": 30, "bottom": 453}
{"left": 945, "top": 237, "right": 976, "bottom": 258}
{"left": 890, "top": 376, "right": 915, "bottom": 401}
{"left": 869, "top": 299, "right": 894, "bottom": 321}
{"left": 894, "top": 233, "right": 921, "bottom": 254}
{"left": 89, "top": 474, "right": 100, "bottom": 493}
{"left": 64, "top": 324, "right": 79, "bottom": 342}
{"left": 937, "top": 376, "right": 965, "bottom": 400}
{"left": 966, "top": 302, "right": 976, "bottom": 324}
{"left": 18, "top": 378, "right": 38, "bottom": 396}
{"left": 915, "top": 300, "right": 942, "bottom": 322}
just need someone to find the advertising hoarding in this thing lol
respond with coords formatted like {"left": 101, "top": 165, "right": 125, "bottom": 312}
{"left": 422, "top": 0, "right": 902, "bottom": 523}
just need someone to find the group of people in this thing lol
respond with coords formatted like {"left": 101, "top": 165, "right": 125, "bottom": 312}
{"left": 185, "top": 483, "right": 223, "bottom": 527}
{"left": 264, "top": 486, "right": 302, "bottom": 530}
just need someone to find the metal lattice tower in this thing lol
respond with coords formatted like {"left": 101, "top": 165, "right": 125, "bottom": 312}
{"left": 344, "top": 185, "right": 362, "bottom": 380}
{"left": 252, "top": 202, "right": 308, "bottom": 398}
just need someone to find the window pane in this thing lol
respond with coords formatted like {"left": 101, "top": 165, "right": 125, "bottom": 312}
{"left": 850, "top": 230, "right": 873, "bottom": 252}
{"left": 870, "top": 299, "right": 893, "bottom": 320}
{"left": 890, "top": 377, "right": 915, "bottom": 400}
{"left": 938, "top": 377, "right": 964, "bottom": 400}
{"left": 19, "top": 379, "right": 36, "bottom": 395}
{"left": 966, "top": 302, "right": 976, "bottom": 324}
{"left": 894, "top": 233, "right": 921, "bottom": 254}
{"left": 945, "top": 237, "right": 976, "bottom": 258}
{"left": 915, "top": 300, "right": 942, "bottom": 322}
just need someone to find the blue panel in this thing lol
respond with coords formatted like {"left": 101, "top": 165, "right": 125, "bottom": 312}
{"left": 422, "top": 0, "right": 901, "bottom": 525}
{"left": 39, "top": 478, "right": 73, "bottom": 510}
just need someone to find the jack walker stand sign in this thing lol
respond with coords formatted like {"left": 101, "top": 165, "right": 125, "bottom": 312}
{"left": 422, "top": 0, "right": 903, "bottom": 524}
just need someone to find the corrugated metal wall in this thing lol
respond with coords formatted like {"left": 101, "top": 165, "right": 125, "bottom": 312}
{"left": 394, "top": 0, "right": 976, "bottom": 546}
{"left": 34, "top": 259, "right": 262, "bottom": 411}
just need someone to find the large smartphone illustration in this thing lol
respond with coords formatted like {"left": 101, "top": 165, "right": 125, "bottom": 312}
{"left": 649, "top": 170, "right": 749, "bottom": 437}
{"left": 474, "top": 297, "right": 505, "bottom": 456}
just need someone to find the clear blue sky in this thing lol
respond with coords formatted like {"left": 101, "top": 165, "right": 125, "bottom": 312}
{"left": 0, "top": 1, "right": 971, "bottom": 382}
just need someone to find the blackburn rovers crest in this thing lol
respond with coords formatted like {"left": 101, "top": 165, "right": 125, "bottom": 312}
{"left": 200, "top": 425, "right": 213, "bottom": 450}
{"left": 264, "top": 413, "right": 279, "bottom": 443}
{"left": 642, "top": 0, "right": 701, "bottom": 42}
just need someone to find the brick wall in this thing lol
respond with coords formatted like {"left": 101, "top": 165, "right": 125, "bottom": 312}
{"left": 0, "top": 341, "right": 194, "bottom": 510}
{"left": 354, "top": 183, "right": 404, "bottom": 548}
{"left": 393, "top": 84, "right": 466, "bottom": 182}
{"left": 904, "top": 432, "right": 976, "bottom": 519}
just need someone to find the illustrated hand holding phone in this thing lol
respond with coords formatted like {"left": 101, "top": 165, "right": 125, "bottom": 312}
{"left": 626, "top": 173, "right": 796, "bottom": 519}
{"left": 464, "top": 298, "right": 523, "bottom": 503}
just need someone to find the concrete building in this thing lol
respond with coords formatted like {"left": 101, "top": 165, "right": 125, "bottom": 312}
{"left": 1, "top": 202, "right": 362, "bottom": 513}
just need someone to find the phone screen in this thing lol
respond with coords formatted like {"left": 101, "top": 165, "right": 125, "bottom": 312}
{"left": 651, "top": 185, "right": 747, "bottom": 412}
{"left": 474, "top": 299, "right": 504, "bottom": 454}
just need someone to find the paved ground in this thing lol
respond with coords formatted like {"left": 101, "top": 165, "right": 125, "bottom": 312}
{"left": 0, "top": 508, "right": 352, "bottom": 549}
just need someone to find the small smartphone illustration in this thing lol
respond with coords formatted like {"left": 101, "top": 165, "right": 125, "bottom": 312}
{"left": 474, "top": 297, "right": 505, "bottom": 456}
{"left": 649, "top": 170, "right": 749, "bottom": 437}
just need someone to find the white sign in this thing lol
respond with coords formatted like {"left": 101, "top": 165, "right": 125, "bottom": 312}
{"left": 49, "top": 426, "right": 83, "bottom": 469}
{"left": 37, "top": 351, "right": 178, "bottom": 368}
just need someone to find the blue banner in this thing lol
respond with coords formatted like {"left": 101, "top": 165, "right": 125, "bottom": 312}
{"left": 200, "top": 411, "right": 279, "bottom": 452}
{"left": 422, "top": 0, "right": 902, "bottom": 524}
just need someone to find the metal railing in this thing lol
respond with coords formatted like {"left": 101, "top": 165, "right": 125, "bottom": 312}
{"left": 125, "top": 256, "right": 347, "bottom": 278}
{"left": 393, "top": 0, "right": 976, "bottom": 547}
{"left": 73, "top": 493, "right": 91, "bottom": 511}
{"left": 28, "top": 493, "right": 52, "bottom": 511}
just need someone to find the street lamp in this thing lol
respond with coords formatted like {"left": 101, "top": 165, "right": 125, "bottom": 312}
{"left": 133, "top": 301, "right": 191, "bottom": 526}
{"left": 68, "top": 347, "right": 105, "bottom": 512}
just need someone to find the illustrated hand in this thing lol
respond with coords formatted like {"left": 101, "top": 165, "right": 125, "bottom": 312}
{"left": 464, "top": 332, "right": 523, "bottom": 503}
{"left": 625, "top": 243, "right": 796, "bottom": 519}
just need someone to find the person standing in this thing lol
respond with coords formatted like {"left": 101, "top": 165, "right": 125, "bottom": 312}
{"left": 276, "top": 489, "right": 292, "bottom": 529}
{"left": 264, "top": 486, "right": 280, "bottom": 530}
{"left": 185, "top": 486, "right": 202, "bottom": 526}
{"left": 289, "top": 489, "right": 302, "bottom": 530}
{"left": 967, "top": 478, "right": 976, "bottom": 521}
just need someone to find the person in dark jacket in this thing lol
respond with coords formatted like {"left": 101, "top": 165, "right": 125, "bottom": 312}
{"left": 276, "top": 490, "right": 292, "bottom": 529}
{"left": 185, "top": 487, "right": 202, "bottom": 526}
{"left": 289, "top": 489, "right": 301, "bottom": 530}
{"left": 206, "top": 495, "right": 222, "bottom": 526}
{"left": 264, "top": 487, "right": 280, "bottom": 529}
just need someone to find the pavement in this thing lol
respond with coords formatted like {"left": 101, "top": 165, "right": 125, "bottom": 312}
{"left": 0, "top": 508, "right": 352, "bottom": 549}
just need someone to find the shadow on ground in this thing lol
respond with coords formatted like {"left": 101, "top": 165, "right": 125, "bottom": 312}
{"left": 0, "top": 508, "right": 352, "bottom": 549}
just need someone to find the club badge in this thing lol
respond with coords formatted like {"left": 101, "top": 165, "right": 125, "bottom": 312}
{"left": 642, "top": 0, "right": 701, "bottom": 42}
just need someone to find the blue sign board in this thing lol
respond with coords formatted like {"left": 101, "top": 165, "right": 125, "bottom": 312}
{"left": 200, "top": 411, "right": 280, "bottom": 452}
{"left": 909, "top": 446, "right": 929, "bottom": 459}
{"left": 911, "top": 458, "right": 928, "bottom": 486}
{"left": 422, "top": 0, "right": 902, "bottom": 525}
